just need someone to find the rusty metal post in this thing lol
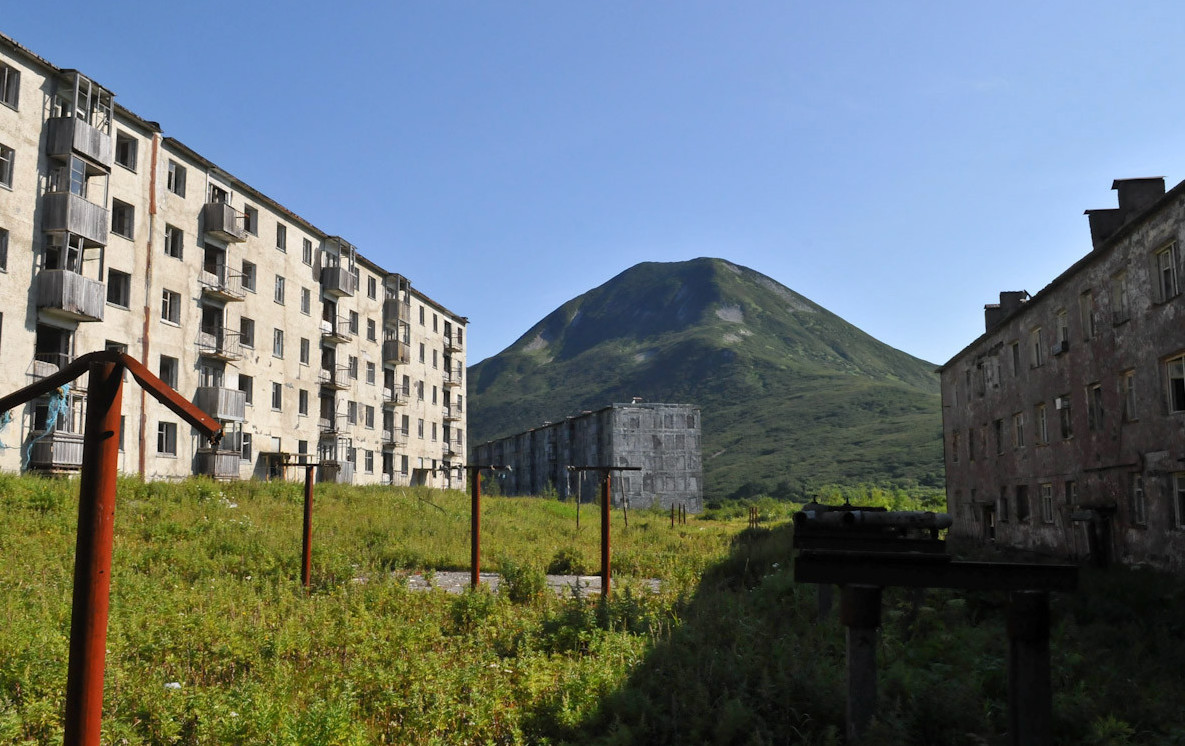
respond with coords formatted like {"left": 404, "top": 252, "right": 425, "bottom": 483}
{"left": 302, "top": 465, "right": 314, "bottom": 589}
{"left": 841, "top": 584, "right": 883, "bottom": 743}
{"left": 1008, "top": 591, "right": 1051, "bottom": 746}
{"left": 63, "top": 361, "right": 124, "bottom": 746}
{"left": 601, "top": 472, "right": 611, "bottom": 599}
{"left": 671, "top": 503, "right": 676, "bottom": 528}
{"left": 470, "top": 467, "right": 482, "bottom": 589}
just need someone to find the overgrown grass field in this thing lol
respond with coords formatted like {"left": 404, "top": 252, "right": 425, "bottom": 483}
{"left": 1, "top": 476, "right": 1182, "bottom": 744}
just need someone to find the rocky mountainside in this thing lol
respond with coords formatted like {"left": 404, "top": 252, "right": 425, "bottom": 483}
{"left": 467, "top": 257, "right": 942, "bottom": 500}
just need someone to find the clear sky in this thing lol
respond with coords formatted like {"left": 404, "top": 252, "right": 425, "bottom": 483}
{"left": 7, "top": 2, "right": 1185, "bottom": 366}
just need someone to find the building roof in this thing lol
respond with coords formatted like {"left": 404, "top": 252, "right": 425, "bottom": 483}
{"left": 938, "top": 176, "right": 1185, "bottom": 373}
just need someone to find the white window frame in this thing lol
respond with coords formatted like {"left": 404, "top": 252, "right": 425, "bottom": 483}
{"left": 164, "top": 224, "right": 183, "bottom": 259}
{"left": 272, "top": 328, "right": 285, "bottom": 358}
{"left": 167, "top": 160, "right": 186, "bottom": 197}
{"left": 0, "top": 143, "right": 14, "bottom": 188}
{"left": 156, "top": 421, "right": 177, "bottom": 456}
{"left": 1155, "top": 243, "right": 1179, "bottom": 302}
{"left": 161, "top": 289, "right": 180, "bottom": 324}
{"left": 0, "top": 64, "right": 19, "bottom": 109}
{"left": 274, "top": 275, "right": 285, "bottom": 305}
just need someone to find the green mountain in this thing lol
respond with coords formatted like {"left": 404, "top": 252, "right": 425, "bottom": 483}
{"left": 467, "top": 257, "right": 943, "bottom": 500}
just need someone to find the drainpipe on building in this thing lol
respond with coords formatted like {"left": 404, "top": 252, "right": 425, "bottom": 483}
{"left": 138, "top": 133, "right": 160, "bottom": 477}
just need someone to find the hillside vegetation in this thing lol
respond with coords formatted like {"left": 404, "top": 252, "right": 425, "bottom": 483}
{"left": 468, "top": 258, "right": 943, "bottom": 500}
{"left": 2, "top": 477, "right": 1182, "bottom": 744}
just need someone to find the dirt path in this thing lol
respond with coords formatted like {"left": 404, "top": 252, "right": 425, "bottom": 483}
{"left": 403, "top": 571, "right": 659, "bottom": 595}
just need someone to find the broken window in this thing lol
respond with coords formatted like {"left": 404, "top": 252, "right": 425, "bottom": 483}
{"left": 1121, "top": 370, "right": 1137, "bottom": 421}
{"left": 1168, "top": 355, "right": 1185, "bottom": 413}
{"left": 1131, "top": 473, "right": 1146, "bottom": 525}
{"left": 1087, "top": 383, "right": 1104, "bottom": 430}
{"left": 1039, "top": 484, "right": 1053, "bottom": 523}
{"left": 1155, "top": 243, "right": 1179, "bottom": 302}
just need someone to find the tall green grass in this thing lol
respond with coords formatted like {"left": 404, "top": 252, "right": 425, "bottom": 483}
{"left": 2, "top": 475, "right": 1182, "bottom": 744}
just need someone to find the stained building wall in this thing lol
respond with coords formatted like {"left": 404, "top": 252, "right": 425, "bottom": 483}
{"left": 941, "top": 177, "right": 1185, "bottom": 570}
{"left": 474, "top": 403, "right": 703, "bottom": 511}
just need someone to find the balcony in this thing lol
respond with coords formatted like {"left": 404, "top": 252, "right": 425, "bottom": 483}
{"left": 37, "top": 269, "right": 106, "bottom": 322}
{"left": 442, "top": 441, "right": 460, "bottom": 459}
{"left": 443, "top": 366, "right": 463, "bottom": 388}
{"left": 27, "top": 430, "right": 85, "bottom": 471}
{"left": 198, "top": 266, "right": 246, "bottom": 302}
{"left": 383, "top": 387, "right": 409, "bottom": 408}
{"left": 42, "top": 193, "right": 109, "bottom": 247}
{"left": 383, "top": 339, "right": 411, "bottom": 366}
{"left": 443, "top": 406, "right": 461, "bottom": 423}
{"left": 196, "top": 327, "right": 243, "bottom": 361}
{"left": 202, "top": 202, "right": 247, "bottom": 243}
{"left": 317, "top": 460, "right": 355, "bottom": 484}
{"left": 318, "top": 366, "right": 350, "bottom": 390}
{"left": 320, "top": 316, "right": 352, "bottom": 344}
{"left": 382, "top": 429, "right": 409, "bottom": 448}
{"left": 383, "top": 297, "right": 411, "bottom": 328}
{"left": 318, "top": 414, "right": 346, "bottom": 433}
{"left": 46, "top": 116, "right": 114, "bottom": 167}
{"left": 195, "top": 450, "right": 241, "bottom": 480}
{"left": 321, "top": 266, "right": 357, "bottom": 297}
{"left": 193, "top": 386, "right": 246, "bottom": 422}
{"left": 445, "top": 333, "right": 463, "bottom": 353}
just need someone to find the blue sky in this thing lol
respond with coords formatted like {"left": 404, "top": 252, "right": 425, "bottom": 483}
{"left": 7, "top": 2, "right": 1185, "bottom": 365}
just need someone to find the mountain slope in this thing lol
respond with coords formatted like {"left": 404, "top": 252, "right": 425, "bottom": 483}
{"left": 467, "top": 258, "right": 943, "bottom": 500}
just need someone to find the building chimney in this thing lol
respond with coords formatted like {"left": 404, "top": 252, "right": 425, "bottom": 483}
{"left": 1085, "top": 177, "right": 1166, "bottom": 249}
{"left": 984, "top": 291, "right": 1030, "bottom": 332}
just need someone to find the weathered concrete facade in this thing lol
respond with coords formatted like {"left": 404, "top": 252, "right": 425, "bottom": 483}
{"left": 0, "top": 33, "right": 466, "bottom": 488}
{"left": 473, "top": 403, "right": 703, "bottom": 512}
{"left": 941, "top": 177, "right": 1185, "bottom": 570}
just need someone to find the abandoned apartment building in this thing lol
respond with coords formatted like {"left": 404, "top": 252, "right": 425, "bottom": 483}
{"left": 941, "top": 176, "right": 1185, "bottom": 570}
{"left": 0, "top": 33, "right": 467, "bottom": 487}
{"left": 473, "top": 402, "right": 703, "bottom": 512}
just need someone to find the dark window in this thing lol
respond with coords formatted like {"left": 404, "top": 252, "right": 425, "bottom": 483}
{"left": 159, "top": 355, "right": 179, "bottom": 388}
{"left": 107, "top": 270, "right": 131, "bottom": 307}
{"left": 111, "top": 200, "right": 134, "bottom": 239}
{"left": 244, "top": 205, "right": 258, "bottom": 234}
{"left": 115, "top": 132, "right": 137, "bottom": 170}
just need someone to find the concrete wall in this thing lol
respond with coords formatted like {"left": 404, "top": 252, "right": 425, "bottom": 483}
{"left": 474, "top": 403, "right": 703, "bottom": 512}
{"left": 942, "top": 178, "right": 1185, "bottom": 570}
{"left": 0, "top": 34, "right": 466, "bottom": 488}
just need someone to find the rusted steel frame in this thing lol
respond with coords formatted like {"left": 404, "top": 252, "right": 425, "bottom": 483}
{"left": 120, "top": 353, "right": 221, "bottom": 442}
{"left": 601, "top": 473, "right": 611, "bottom": 598}
{"left": 565, "top": 467, "right": 641, "bottom": 599}
{"left": 0, "top": 350, "right": 221, "bottom": 443}
{"left": 62, "top": 362, "right": 124, "bottom": 746}
{"left": 464, "top": 465, "right": 509, "bottom": 590}
{"left": 467, "top": 465, "right": 483, "bottom": 589}
{"left": 794, "top": 552, "right": 1078, "bottom": 592}
{"left": 302, "top": 465, "right": 315, "bottom": 588}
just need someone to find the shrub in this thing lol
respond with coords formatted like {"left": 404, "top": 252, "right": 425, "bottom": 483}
{"left": 498, "top": 555, "right": 547, "bottom": 604}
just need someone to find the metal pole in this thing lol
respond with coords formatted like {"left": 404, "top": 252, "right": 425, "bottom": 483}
{"left": 671, "top": 503, "right": 675, "bottom": 528}
{"left": 601, "top": 472, "right": 611, "bottom": 599}
{"left": 575, "top": 472, "right": 581, "bottom": 530}
{"left": 302, "top": 465, "right": 314, "bottom": 589}
{"left": 63, "top": 361, "right": 124, "bottom": 746}
{"left": 471, "top": 467, "right": 482, "bottom": 589}
{"left": 1008, "top": 591, "right": 1051, "bottom": 746}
